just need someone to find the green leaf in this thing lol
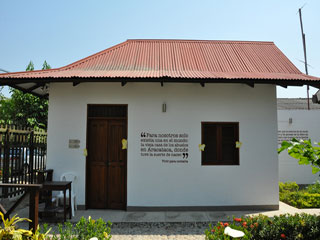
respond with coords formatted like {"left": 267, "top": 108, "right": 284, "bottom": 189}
{"left": 280, "top": 138, "right": 320, "bottom": 176}
{"left": 311, "top": 166, "right": 320, "bottom": 174}
{"left": 298, "top": 157, "right": 310, "bottom": 165}
{"left": 278, "top": 141, "right": 293, "bottom": 153}
{"left": 290, "top": 152, "right": 303, "bottom": 159}
{"left": 291, "top": 138, "right": 299, "bottom": 142}
{"left": 281, "top": 141, "right": 292, "bottom": 148}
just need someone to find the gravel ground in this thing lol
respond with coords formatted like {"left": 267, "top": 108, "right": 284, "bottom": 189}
{"left": 110, "top": 223, "right": 207, "bottom": 240}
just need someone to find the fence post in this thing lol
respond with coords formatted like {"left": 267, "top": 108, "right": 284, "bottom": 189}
{"left": 29, "top": 186, "right": 40, "bottom": 232}
{"left": 3, "top": 127, "right": 10, "bottom": 197}
{"left": 29, "top": 130, "right": 34, "bottom": 184}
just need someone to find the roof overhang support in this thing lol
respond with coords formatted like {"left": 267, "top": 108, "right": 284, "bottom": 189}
{"left": 8, "top": 84, "right": 48, "bottom": 99}
{"left": 161, "top": 81, "right": 164, "bottom": 87}
{"left": 309, "top": 83, "right": 320, "bottom": 89}
{"left": 73, "top": 82, "right": 80, "bottom": 87}
{"left": 246, "top": 83, "right": 254, "bottom": 88}
{"left": 200, "top": 82, "right": 205, "bottom": 87}
{"left": 121, "top": 81, "right": 127, "bottom": 87}
{"left": 278, "top": 84, "right": 288, "bottom": 88}
{"left": 27, "top": 83, "right": 45, "bottom": 91}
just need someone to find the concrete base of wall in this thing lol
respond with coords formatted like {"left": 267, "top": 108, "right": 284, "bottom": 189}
{"left": 77, "top": 205, "right": 86, "bottom": 210}
{"left": 77, "top": 205, "right": 279, "bottom": 211}
{"left": 127, "top": 205, "right": 279, "bottom": 211}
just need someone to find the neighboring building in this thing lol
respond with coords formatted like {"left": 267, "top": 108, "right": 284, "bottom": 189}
{"left": 278, "top": 98, "right": 320, "bottom": 184}
{"left": 312, "top": 89, "right": 320, "bottom": 103}
{"left": 1, "top": 39, "right": 320, "bottom": 211}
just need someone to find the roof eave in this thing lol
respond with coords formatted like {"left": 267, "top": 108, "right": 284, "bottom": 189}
{"left": 1, "top": 76, "right": 320, "bottom": 85}
{"left": 2, "top": 77, "right": 320, "bottom": 98}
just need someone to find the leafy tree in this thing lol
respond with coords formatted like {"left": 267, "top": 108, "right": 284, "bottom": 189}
{"left": 42, "top": 60, "right": 51, "bottom": 70}
{"left": 0, "top": 61, "right": 50, "bottom": 129}
{"left": 0, "top": 87, "right": 3, "bottom": 100}
{"left": 26, "top": 61, "right": 35, "bottom": 71}
{"left": 278, "top": 138, "right": 320, "bottom": 175}
{"left": 0, "top": 95, "right": 13, "bottom": 124}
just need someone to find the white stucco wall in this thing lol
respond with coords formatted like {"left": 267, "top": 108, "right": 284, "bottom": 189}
{"left": 47, "top": 82, "right": 278, "bottom": 207}
{"left": 278, "top": 110, "right": 320, "bottom": 184}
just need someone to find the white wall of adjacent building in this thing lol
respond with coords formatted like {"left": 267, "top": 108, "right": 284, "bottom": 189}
{"left": 46, "top": 82, "right": 278, "bottom": 207}
{"left": 278, "top": 109, "right": 320, "bottom": 184}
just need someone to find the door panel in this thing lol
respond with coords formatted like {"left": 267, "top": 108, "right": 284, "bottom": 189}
{"left": 87, "top": 120, "right": 108, "bottom": 208}
{"left": 107, "top": 165, "right": 125, "bottom": 208}
{"left": 88, "top": 164, "right": 107, "bottom": 208}
{"left": 87, "top": 108, "right": 127, "bottom": 210}
{"left": 107, "top": 120, "right": 126, "bottom": 209}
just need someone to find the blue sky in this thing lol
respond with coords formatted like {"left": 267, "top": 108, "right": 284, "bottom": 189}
{"left": 0, "top": 0, "right": 319, "bottom": 98}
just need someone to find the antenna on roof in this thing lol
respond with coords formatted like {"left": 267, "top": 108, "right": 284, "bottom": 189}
{"left": 296, "top": 59, "right": 313, "bottom": 69}
{"left": 298, "top": 5, "right": 310, "bottom": 110}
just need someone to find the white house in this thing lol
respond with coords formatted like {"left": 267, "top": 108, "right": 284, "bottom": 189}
{"left": 1, "top": 39, "right": 320, "bottom": 211}
{"left": 277, "top": 98, "right": 320, "bottom": 184}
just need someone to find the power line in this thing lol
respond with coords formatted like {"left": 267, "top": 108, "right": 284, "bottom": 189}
{"left": 0, "top": 68, "right": 10, "bottom": 73}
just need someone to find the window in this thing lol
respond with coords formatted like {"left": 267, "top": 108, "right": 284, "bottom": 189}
{"left": 201, "top": 122, "right": 239, "bottom": 165}
{"left": 88, "top": 105, "right": 127, "bottom": 118}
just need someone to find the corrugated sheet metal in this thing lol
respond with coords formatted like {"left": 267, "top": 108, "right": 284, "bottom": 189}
{"left": 0, "top": 39, "right": 319, "bottom": 81}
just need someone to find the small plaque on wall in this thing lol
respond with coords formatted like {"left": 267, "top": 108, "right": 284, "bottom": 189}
{"left": 69, "top": 139, "right": 80, "bottom": 149}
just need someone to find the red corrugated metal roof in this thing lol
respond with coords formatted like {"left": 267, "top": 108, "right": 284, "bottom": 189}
{"left": 0, "top": 39, "right": 319, "bottom": 81}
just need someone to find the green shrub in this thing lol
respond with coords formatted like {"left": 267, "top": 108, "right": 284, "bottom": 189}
{"left": 0, "top": 212, "right": 50, "bottom": 240}
{"left": 279, "top": 182, "right": 320, "bottom": 208}
{"left": 75, "top": 216, "right": 112, "bottom": 240}
{"left": 51, "top": 221, "right": 76, "bottom": 240}
{"left": 205, "top": 214, "right": 320, "bottom": 240}
{"left": 279, "top": 181, "right": 299, "bottom": 193}
{"left": 0, "top": 210, "right": 112, "bottom": 240}
{"left": 49, "top": 216, "right": 112, "bottom": 240}
{"left": 306, "top": 181, "right": 320, "bottom": 194}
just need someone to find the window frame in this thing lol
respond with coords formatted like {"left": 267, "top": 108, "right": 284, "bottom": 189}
{"left": 201, "top": 122, "right": 240, "bottom": 166}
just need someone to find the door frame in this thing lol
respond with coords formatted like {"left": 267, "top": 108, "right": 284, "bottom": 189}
{"left": 85, "top": 104, "right": 128, "bottom": 210}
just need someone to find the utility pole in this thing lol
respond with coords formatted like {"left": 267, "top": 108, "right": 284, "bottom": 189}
{"left": 298, "top": 7, "right": 310, "bottom": 110}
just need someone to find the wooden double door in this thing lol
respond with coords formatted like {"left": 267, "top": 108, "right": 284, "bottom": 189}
{"left": 87, "top": 116, "right": 127, "bottom": 209}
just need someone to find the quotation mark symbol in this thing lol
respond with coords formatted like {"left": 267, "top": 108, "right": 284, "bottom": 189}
{"left": 141, "top": 132, "right": 147, "bottom": 137}
{"left": 182, "top": 153, "right": 189, "bottom": 159}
